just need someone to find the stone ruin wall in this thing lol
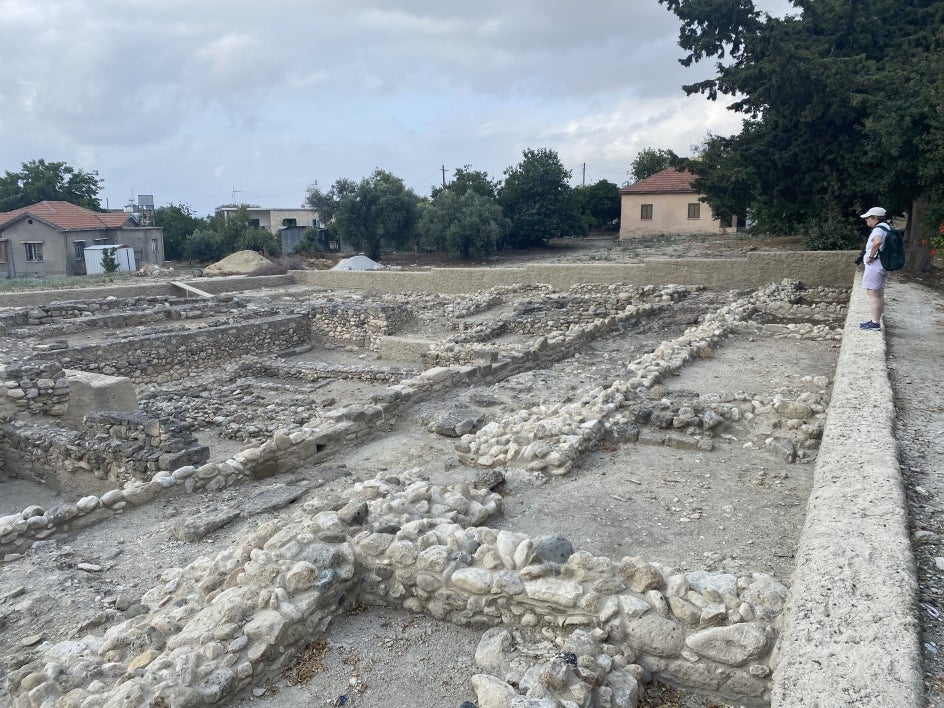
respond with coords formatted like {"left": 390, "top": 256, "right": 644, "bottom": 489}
{"left": 8, "top": 473, "right": 787, "bottom": 708}
{"left": 0, "top": 280, "right": 845, "bottom": 569}
{"left": 0, "top": 275, "right": 857, "bottom": 707}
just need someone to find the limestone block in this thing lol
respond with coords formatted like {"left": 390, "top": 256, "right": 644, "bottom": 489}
{"left": 523, "top": 578, "right": 583, "bottom": 607}
{"left": 625, "top": 615, "right": 685, "bottom": 657}
{"left": 685, "top": 623, "right": 770, "bottom": 666}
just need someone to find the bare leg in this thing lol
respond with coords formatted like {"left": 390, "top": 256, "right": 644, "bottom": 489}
{"left": 866, "top": 287, "right": 885, "bottom": 324}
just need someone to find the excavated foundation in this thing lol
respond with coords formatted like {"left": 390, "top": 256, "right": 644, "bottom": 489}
{"left": 0, "top": 267, "right": 860, "bottom": 707}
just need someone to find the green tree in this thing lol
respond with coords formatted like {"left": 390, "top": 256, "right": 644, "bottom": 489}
{"left": 154, "top": 203, "right": 205, "bottom": 261}
{"left": 0, "top": 159, "right": 103, "bottom": 211}
{"left": 186, "top": 228, "right": 224, "bottom": 264}
{"left": 100, "top": 247, "right": 119, "bottom": 274}
{"left": 660, "top": 0, "right": 944, "bottom": 241}
{"left": 332, "top": 169, "right": 419, "bottom": 260}
{"left": 418, "top": 189, "right": 507, "bottom": 259}
{"left": 629, "top": 148, "right": 680, "bottom": 183}
{"left": 573, "top": 179, "right": 621, "bottom": 231}
{"left": 431, "top": 166, "right": 500, "bottom": 200}
{"left": 499, "top": 148, "right": 583, "bottom": 248}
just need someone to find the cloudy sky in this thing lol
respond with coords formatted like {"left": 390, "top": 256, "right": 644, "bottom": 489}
{"left": 0, "top": 0, "right": 793, "bottom": 217}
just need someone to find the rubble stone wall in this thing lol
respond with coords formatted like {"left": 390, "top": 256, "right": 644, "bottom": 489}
{"left": 307, "top": 302, "right": 412, "bottom": 351}
{"left": 0, "top": 274, "right": 295, "bottom": 309}
{"left": 1, "top": 362, "right": 70, "bottom": 417}
{"left": 31, "top": 315, "right": 311, "bottom": 384}
{"left": 0, "top": 296, "right": 244, "bottom": 337}
{"left": 0, "top": 411, "right": 209, "bottom": 492}
{"left": 7, "top": 475, "right": 784, "bottom": 708}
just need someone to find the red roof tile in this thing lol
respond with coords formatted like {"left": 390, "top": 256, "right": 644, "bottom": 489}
{"left": 0, "top": 201, "right": 132, "bottom": 231}
{"left": 619, "top": 168, "right": 696, "bottom": 195}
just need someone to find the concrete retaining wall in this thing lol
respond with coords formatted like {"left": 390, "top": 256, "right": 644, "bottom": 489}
{"left": 771, "top": 272, "right": 923, "bottom": 707}
{"left": 291, "top": 252, "right": 857, "bottom": 293}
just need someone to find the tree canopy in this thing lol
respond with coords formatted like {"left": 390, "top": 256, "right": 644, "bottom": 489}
{"left": 660, "top": 0, "right": 944, "bottom": 254}
{"left": 0, "top": 159, "right": 103, "bottom": 211}
{"left": 418, "top": 189, "right": 507, "bottom": 259}
{"left": 154, "top": 203, "right": 204, "bottom": 261}
{"left": 573, "top": 180, "right": 621, "bottom": 231}
{"left": 331, "top": 169, "right": 419, "bottom": 260}
{"left": 431, "top": 166, "right": 500, "bottom": 201}
{"left": 500, "top": 148, "right": 583, "bottom": 247}
{"left": 629, "top": 148, "right": 680, "bottom": 183}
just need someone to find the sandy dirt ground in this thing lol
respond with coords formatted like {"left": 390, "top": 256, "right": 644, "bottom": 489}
{"left": 1, "top": 236, "right": 941, "bottom": 708}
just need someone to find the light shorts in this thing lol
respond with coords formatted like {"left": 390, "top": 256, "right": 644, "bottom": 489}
{"left": 863, "top": 263, "right": 889, "bottom": 290}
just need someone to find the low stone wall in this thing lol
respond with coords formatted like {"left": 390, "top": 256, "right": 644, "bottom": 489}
{"left": 0, "top": 410, "right": 209, "bottom": 493}
{"left": 291, "top": 252, "right": 857, "bottom": 292}
{"left": 7, "top": 473, "right": 785, "bottom": 707}
{"left": 0, "top": 295, "right": 240, "bottom": 337}
{"left": 0, "top": 274, "right": 296, "bottom": 309}
{"left": 307, "top": 302, "right": 412, "bottom": 351}
{"left": 32, "top": 314, "right": 311, "bottom": 384}
{"left": 1, "top": 362, "right": 70, "bottom": 417}
{"left": 457, "top": 281, "right": 832, "bottom": 477}
{"left": 770, "top": 274, "right": 923, "bottom": 707}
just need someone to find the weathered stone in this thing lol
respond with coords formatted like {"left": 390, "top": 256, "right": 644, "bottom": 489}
{"left": 685, "top": 623, "right": 770, "bottom": 666}
{"left": 625, "top": 615, "right": 685, "bottom": 657}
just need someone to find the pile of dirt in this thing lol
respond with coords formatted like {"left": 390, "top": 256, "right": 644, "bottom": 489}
{"left": 204, "top": 250, "right": 273, "bottom": 275}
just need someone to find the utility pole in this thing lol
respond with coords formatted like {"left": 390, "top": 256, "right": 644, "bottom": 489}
{"left": 231, "top": 186, "right": 241, "bottom": 203}
{"left": 441, "top": 165, "right": 447, "bottom": 188}
{"left": 582, "top": 163, "right": 586, "bottom": 187}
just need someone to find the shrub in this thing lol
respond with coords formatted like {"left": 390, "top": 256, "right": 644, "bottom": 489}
{"left": 801, "top": 213, "right": 862, "bottom": 251}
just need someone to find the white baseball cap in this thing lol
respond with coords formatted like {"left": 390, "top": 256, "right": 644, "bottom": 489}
{"left": 860, "top": 206, "right": 886, "bottom": 218}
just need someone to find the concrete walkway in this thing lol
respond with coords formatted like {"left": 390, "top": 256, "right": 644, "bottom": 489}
{"left": 772, "top": 272, "right": 925, "bottom": 706}
{"left": 886, "top": 277, "right": 944, "bottom": 706}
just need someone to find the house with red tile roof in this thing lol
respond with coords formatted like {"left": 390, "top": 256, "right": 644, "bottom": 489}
{"left": 0, "top": 201, "right": 164, "bottom": 278}
{"left": 618, "top": 168, "right": 740, "bottom": 238}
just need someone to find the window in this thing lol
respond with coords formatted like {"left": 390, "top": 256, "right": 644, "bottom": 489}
{"left": 687, "top": 203, "right": 701, "bottom": 219}
{"left": 25, "top": 242, "right": 43, "bottom": 262}
{"left": 74, "top": 240, "right": 86, "bottom": 261}
{"left": 249, "top": 219, "right": 261, "bottom": 228}
{"left": 0, "top": 241, "right": 8, "bottom": 264}
{"left": 282, "top": 218, "right": 297, "bottom": 227}
{"left": 151, "top": 238, "right": 159, "bottom": 254}
{"left": 640, "top": 204, "right": 653, "bottom": 220}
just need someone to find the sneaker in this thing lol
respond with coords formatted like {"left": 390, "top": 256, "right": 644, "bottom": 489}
{"left": 859, "top": 321, "right": 881, "bottom": 330}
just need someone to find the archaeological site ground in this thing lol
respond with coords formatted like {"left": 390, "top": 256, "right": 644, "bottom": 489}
{"left": 0, "top": 236, "right": 934, "bottom": 708}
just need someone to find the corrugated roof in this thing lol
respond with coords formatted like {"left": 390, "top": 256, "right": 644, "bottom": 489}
{"left": 0, "top": 201, "right": 132, "bottom": 231}
{"left": 619, "top": 168, "right": 696, "bottom": 195}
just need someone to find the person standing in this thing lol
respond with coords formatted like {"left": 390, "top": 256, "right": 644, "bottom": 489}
{"left": 859, "top": 206, "right": 889, "bottom": 330}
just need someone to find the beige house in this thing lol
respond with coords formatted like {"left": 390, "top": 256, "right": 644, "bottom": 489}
{"left": 0, "top": 201, "right": 164, "bottom": 278}
{"left": 619, "top": 168, "right": 738, "bottom": 239}
{"left": 217, "top": 207, "right": 321, "bottom": 234}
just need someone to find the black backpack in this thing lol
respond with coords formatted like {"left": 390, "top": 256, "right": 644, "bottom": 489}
{"left": 877, "top": 224, "right": 905, "bottom": 271}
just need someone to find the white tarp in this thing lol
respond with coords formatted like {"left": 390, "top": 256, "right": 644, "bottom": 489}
{"left": 332, "top": 255, "right": 384, "bottom": 271}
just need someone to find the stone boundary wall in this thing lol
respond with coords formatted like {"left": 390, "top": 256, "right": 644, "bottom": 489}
{"left": 0, "top": 274, "right": 295, "bottom": 308}
{"left": 31, "top": 315, "right": 311, "bottom": 384}
{"left": 770, "top": 272, "right": 923, "bottom": 707}
{"left": 236, "top": 359, "right": 418, "bottom": 384}
{"left": 1, "top": 412, "right": 209, "bottom": 490}
{"left": 0, "top": 295, "right": 245, "bottom": 337}
{"left": 7, "top": 474, "right": 787, "bottom": 707}
{"left": 307, "top": 302, "right": 412, "bottom": 351}
{"left": 1, "top": 362, "right": 70, "bottom": 417}
{"left": 291, "top": 252, "right": 857, "bottom": 293}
